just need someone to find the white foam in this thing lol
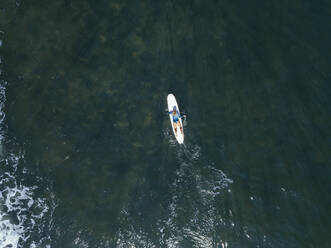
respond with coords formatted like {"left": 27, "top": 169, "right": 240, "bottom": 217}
{"left": 74, "top": 231, "right": 89, "bottom": 248}
{"left": 0, "top": 182, "right": 29, "bottom": 248}
{"left": 116, "top": 227, "right": 155, "bottom": 248}
{"left": 183, "top": 228, "right": 213, "bottom": 248}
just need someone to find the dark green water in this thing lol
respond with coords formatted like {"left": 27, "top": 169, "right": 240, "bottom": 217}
{"left": 0, "top": 0, "right": 330, "bottom": 247}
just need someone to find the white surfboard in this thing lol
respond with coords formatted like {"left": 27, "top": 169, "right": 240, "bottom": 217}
{"left": 167, "top": 94, "right": 184, "bottom": 144}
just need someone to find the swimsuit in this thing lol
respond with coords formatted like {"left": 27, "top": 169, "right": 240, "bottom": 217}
{"left": 173, "top": 113, "right": 179, "bottom": 122}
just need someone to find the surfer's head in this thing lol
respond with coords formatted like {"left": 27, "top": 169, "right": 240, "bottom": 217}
{"left": 173, "top": 106, "right": 177, "bottom": 112}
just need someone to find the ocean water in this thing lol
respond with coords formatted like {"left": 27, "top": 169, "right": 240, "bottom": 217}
{"left": 0, "top": 0, "right": 330, "bottom": 247}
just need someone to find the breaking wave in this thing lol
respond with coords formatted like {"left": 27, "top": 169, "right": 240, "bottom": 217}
{"left": 0, "top": 79, "right": 55, "bottom": 248}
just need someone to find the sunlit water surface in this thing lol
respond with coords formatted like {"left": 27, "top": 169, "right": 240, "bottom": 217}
{"left": 0, "top": 0, "right": 330, "bottom": 247}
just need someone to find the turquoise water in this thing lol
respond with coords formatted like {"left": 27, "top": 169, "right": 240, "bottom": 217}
{"left": 0, "top": 0, "right": 330, "bottom": 247}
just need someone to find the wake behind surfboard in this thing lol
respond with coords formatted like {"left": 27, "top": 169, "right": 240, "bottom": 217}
{"left": 167, "top": 94, "right": 184, "bottom": 144}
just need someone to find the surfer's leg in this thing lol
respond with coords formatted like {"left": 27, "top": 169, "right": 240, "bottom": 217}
{"left": 174, "top": 122, "right": 178, "bottom": 134}
{"left": 180, "top": 124, "right": 183, "bottom": 134}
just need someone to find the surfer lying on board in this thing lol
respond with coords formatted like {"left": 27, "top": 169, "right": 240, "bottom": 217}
{"left": 169, "top": 106, "right": 183, "bottom": 135}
